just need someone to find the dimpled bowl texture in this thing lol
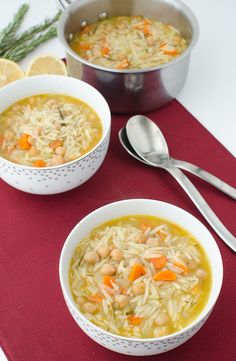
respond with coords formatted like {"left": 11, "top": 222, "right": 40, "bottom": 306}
{"left": 0, "top": 75, "right": 111, "bottom": 195}
{"left": 59, "top": 199, "right": 223, "bottom": 356}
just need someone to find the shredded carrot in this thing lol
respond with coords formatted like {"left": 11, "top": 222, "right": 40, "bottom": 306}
{"left": 160, "top": 41, "right": 167, "bottom": 48}
{"left": 49, "top": 139, "right": 63, "bottom": 150}
{"left": 115, "top": 59, "right": 129, "bottom": 69}
{"left": 101, "top": 45, "right": 110, "bottom": 57}
{"left": 18, "top": 133, "right": 31, "bottom": 150}
{"left": 80, "top": 25, "right": 91, "bottom": 35}
{"left": 156, "top": 230, "right": 166, "bottom": 241}
{"left": 0, "top": 134, "right": 4, "bottom": 146}
{"left": 150, "top": 255, "right": 166, "bottom": 269}
{"left": 33, "top": 160, "right": 46, "bottom": 167}
{"left": 153, "top": 270, "right": 177, "bottom": 281}
{"left": 132, "top": 19, "right": 151, "bottom": 29}
{"left": 128, "top": 315, "right": 143, "bottom": 326}
{"left": 139, "top": 224, "right": 150, "bottom": 232}
{"left": 174, "top": 261, "right": 188, "bottom": 274}
{"left": 87, "top": 293, "right": 103, "bottom": 303}
{"left": 163, "top": 48, "right": 179, "bottom": 56}
{"left": 129, "top": 264, "right": 146, "bottom": 282}
{"left": 142, "top": 25, "right": 152, "bottom": 36}
{"left": 120, "top": 287, "right": 127, "bottom": 295}
{"left": 79, "top": 43, "right": 92, "bottom": 51}
{"left": 103, "top": 276, "right": 116, "bottom": 288}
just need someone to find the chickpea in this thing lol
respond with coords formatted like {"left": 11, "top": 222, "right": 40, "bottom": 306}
{"left": 133, "top": 282, "right": 145, "bottom": 296}
{"left": 100, "top": 263, "right": 116, "bottom": 276}
{"left": 196, "top": 268, "right": 207, "bottom": 279}
{"left": 48, "top": 155, "right": 64, "bottom": 166}
{"left": 154, "top": 313, "right": 169, "bottom": 326}
{"left": 146, "top": 238, "right": 159, "bottom": 247}
{"left": 84, "top": 251, "right": 99, "bottom": 264}
{"left": 97, "top": 245, "right": 110, "bottom": 259}
{"left": 4, "top": 129, "right": 14, "bottom": 141}
{"left": 82, "top": 302, "right": 97, "bottom": 314}
{"left": 136, "top": 234, "right": 146, "bottom": 244}
{"left": 188, "top": 260, "right": 198, "bottom": 270}
{"left": 76, "top": 296, "right": 85, "bottom": 305}
{"left": 55, "top": 146, "right": 65, "bottom": 156}
{"left": 114, "top": 295, "right": 129, "bottom": 309}
{"left": 110, "top": 249, "right": 123, "bottom": 262}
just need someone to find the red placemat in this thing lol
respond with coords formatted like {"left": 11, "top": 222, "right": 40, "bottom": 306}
{"left": 0, "top": 100, "right": 236, "bottom": 361}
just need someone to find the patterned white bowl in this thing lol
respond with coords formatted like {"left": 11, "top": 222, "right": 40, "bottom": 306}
{"left": 0, "top": 75, "right": 111, "bottom": 194}
{"left": 59, "top": 199, "right": 223, "bottom": 356}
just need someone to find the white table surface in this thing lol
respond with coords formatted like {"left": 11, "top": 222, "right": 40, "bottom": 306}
{"left": 0, "top": 0, "right": 235, "bottom": 359}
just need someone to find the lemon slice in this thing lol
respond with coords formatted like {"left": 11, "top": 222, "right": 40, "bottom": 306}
{"left": 26, "top": 55, "right": 68, "bottom": 76}
{"left": 0, "top": 58, "right": 24, "bottom": 88}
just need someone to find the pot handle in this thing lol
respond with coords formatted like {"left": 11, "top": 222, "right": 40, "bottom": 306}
{"left": 55, "top": 0, "right": 72, "bottom": 11}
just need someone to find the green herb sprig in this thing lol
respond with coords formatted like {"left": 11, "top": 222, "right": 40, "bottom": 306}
{"left": 0, "top": 3, "right": 61, "bottom": 62}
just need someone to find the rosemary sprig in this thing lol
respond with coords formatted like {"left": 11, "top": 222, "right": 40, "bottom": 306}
{"left": 0, "top": 11, "right": 61, "bottom": 56}
{"left": 3, "top": 26, "right": 57, "bottom": 62}
{"left": 0, "top": 4, "right": 29, "bottom": 52}
{"left": 0, "top": 3, "right": 61, "bottom": 62}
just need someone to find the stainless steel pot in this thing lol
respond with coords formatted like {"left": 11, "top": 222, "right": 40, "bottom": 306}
{"left": 57, "top": 0, "right": 199, "bottom": 113}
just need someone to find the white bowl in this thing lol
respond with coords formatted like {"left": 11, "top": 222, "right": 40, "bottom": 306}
{"left": 59, "top": 199, "right": 223, "bottom": 356}
{"left": 0, "top": 75, "right": 111, "bottom": 194}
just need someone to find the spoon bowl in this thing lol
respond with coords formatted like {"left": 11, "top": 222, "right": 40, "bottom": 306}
{"left": 123, "top": 115, "right": 236, "bottom": 251}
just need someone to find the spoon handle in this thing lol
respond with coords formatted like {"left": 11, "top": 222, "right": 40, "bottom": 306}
{"left": 172, "top": 159, "right": 236, "bottom": 200}
{"left": 166, "top": 165, "right": 236, "bottom": 252}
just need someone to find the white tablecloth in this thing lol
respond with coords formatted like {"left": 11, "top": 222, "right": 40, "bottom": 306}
{"left": 0, "top": 0, "right": 235, "bottom": 359}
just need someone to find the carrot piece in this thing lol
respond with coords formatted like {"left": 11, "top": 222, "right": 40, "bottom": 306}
{"left": 163, "top": 48, "right": 179, "bottom": 56}
{"left": 174, "top": 261, "right": 188, "bottom": 274}
{"left": 87, "top": 293, "right": 103, "bottom": 303}
{"left": 101, "top": 45, "right": 110, "bottom": 57}
{"left": 128, "top": 315, "right": 143, "bottom": 326}
{"left": 115, "top": 59, "right": 129, "bottom": 69}
{"left": 18, "top": 133, "right": 31, "bottom": 150}
{"left": 33, "top": 160, "right": 46, "bottom": 167}
{"left": 103, "top": 275, "right": 116, "bottom": 288}
{"left": 129, "top": 264, "right": 146, "bottom": 282}
{"left": 49, "top": 140, "right": 63, "bottom": 150}
{"left": 150, "top": 255, "right": 167, "bottom": 269}
{"left": 156, "top": 230, "right": 166, "bottom": 241}
{"left": 153, "top": 270, "right": 176, "bottom": 281}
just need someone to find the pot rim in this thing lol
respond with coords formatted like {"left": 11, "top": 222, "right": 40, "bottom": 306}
{"left": 57, "top": 0, "right": 199, "bottom": 74}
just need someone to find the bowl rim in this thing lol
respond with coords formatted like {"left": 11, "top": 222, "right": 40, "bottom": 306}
{"left": 57, "top": 0, "right": 200, "bottom": 74}
{"left": 0, "top": 74, "right": 111, "bottom": 170}
{"left": 59, "top": 198, "right": 223, "bottom": 342}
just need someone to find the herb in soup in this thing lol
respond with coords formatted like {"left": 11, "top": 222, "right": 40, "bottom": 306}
{"left": 69, "top": 215, "right": 211, "bottom": 338}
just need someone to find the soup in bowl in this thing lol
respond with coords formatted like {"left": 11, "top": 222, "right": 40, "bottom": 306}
{"left": 0, "top": 75, "right": 111, "bottom": 194}
{"left": 59, "top": 199, "right": 223, "bottom": 356}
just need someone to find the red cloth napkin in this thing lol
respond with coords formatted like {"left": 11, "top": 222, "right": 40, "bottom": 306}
{"left": 0, "top": 100, "right": 235, "bottom": 361}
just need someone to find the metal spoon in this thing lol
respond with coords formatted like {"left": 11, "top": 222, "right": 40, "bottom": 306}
{"left": 125, "top": 115, "right": 236, "bottom": 252}
{"left": 119, "top": 127, "right": 236, "bottom": 200}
